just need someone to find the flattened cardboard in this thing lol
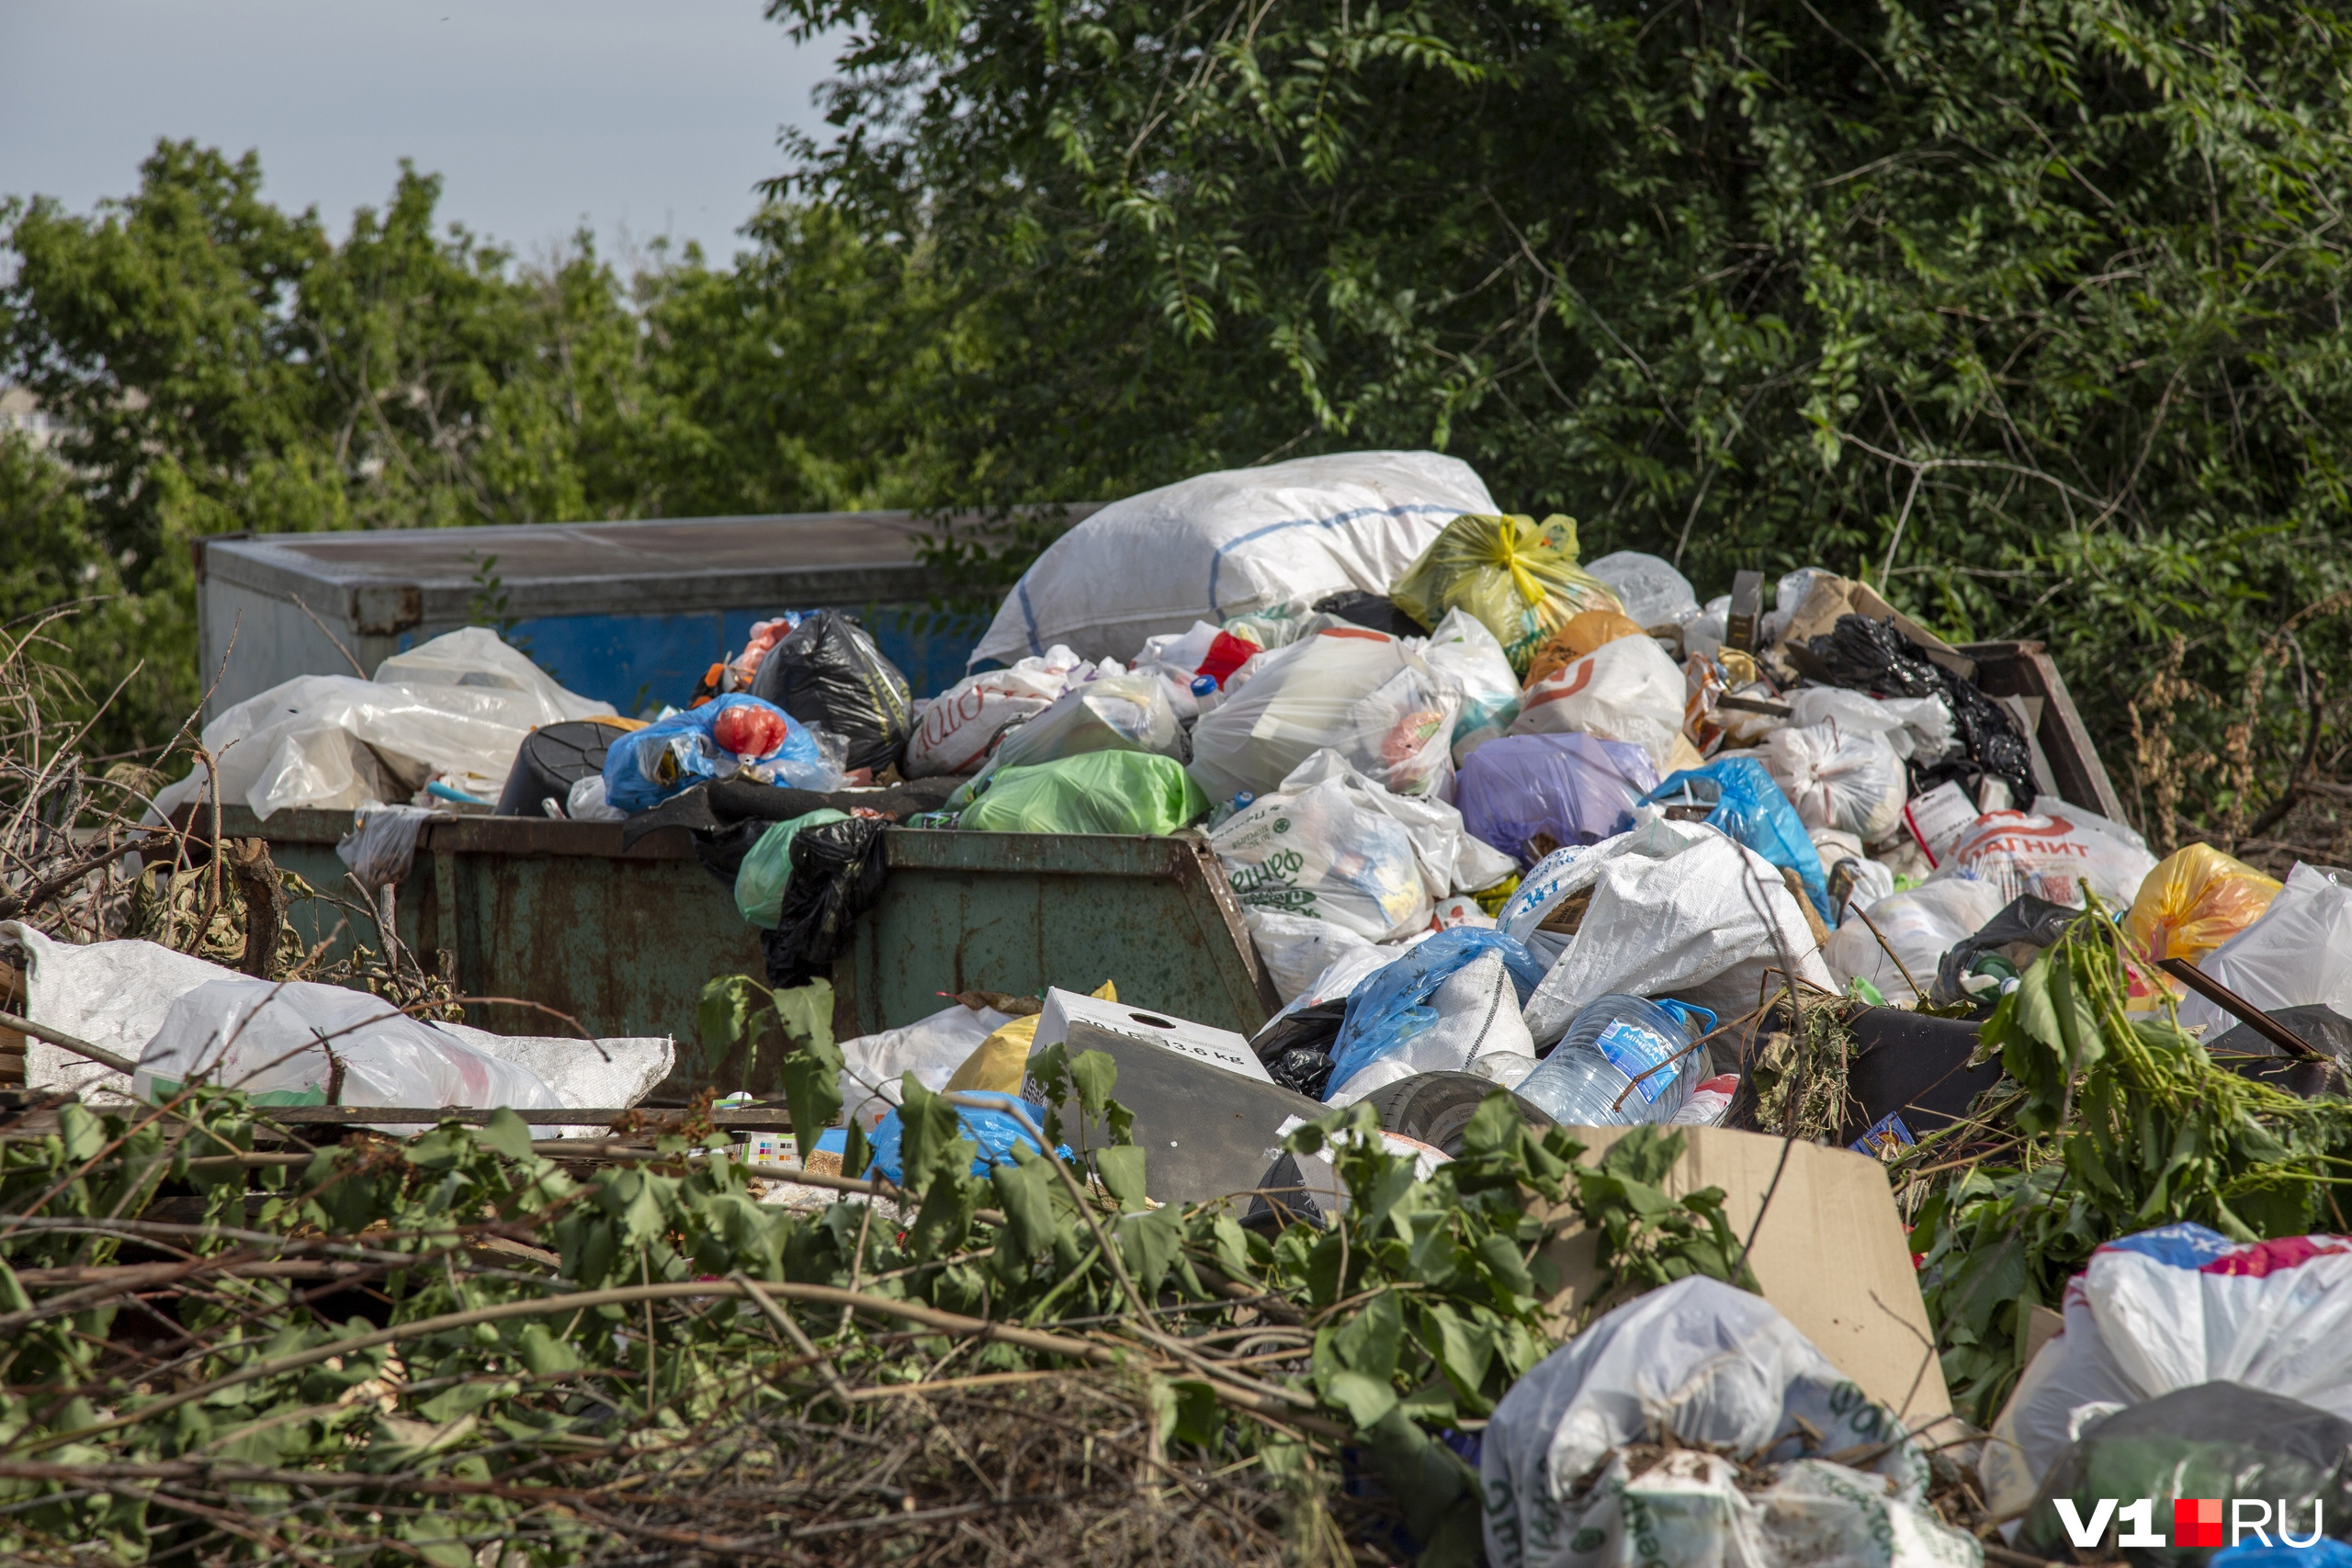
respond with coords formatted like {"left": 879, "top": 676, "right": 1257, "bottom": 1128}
{"left": 1532, "top": 1123, "right": 1951, "bottom": 1427}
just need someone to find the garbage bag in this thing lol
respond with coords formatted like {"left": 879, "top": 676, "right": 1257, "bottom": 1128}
{"left": 955, "top": 750, "right": 1208, "bottom": 835}
{"left": 1642, "top": 758, "right": 1833, "bottom": 926}
{"left": 1757, "top": 721, "right": 1909, "bottom": 843}
{"left": 2176, "top": 863, "right": 2352, "bottom": 1037}
{"left": 1250, "top": 998, "right": 1348, "bottom": 1099}
{"left": 1210, "top": 755, "right": 1436, "bottom": 939}
{"left": 746, "top": 610, "right": 912, "bottom": 774}
{"left": 1521, "top": 608, "right": 1650, "bottom": 689}
{"left": 1786, "top": 685, "right": 1954, "bottom": 763}
{"left": 1388, "top": 512, "right": 1623, "bottom": 675}
{"left": 1322, "top": 928, "right": 1547, "bottom": 1101}
{"left": 1483, "top": 1276, "right": 1949, "bottom": 1568}
{"left": 1415, "top": 606, "right": 1523, "bottom": 758}
{"left": 1516, "top": 816, "right": 1837, "bottom": 1044}
{"left": 2017, "top": 1383, "right": 2352, "bottom": 1562}
{"left": 1510, "top": 632, "right": 1689, "bottom": 773}
{"left": 2129, "top": 842, "right": 2283, "bottom": 967}
{"left": 1805, "top": 614, "right": 2034, "bottom": 803}
{"left": 1188, "top": 628, "right": 1459, "bottom": 803}
{"left": 986, "top": 671, "right": 1182, "bottom": 775}
{"left": 1984, "top": 1222, "right": 2352, "bottom": 1520}
{"left": 904, "top": 647, "right": 1095, "bottom": 777}
{"left": 865, "top": 1089, "right": 1055, "bottom": 1184}
{"left": 1456, "top": 732, "right": 1657, "bottom": 864}
{"left": 1584, "top": 549, "right": 1700, "bottom": 630}
{"left": 604, "top": 694, "right": 839, "bottom": 814}
{"left": 1311, "top": 589, "right": 1424, "bottom": 638}
{"left": 838, "top": 1000, "right": 1020, "bottom": 1132}
{"left": 336, "top": 802, "right": 440, "bottom": 895}
{"left": 1823, "top": 876, "right": 2008, "bottom": 1006}
{"left": 1940, "top": 800, "right": 2159, "bottom": 909}
{"left": 1929, "top": 892, "right": 2078, "bottom": 1005}
{"left": 970, "top": 449, "right": 1491, "bottom": 667}
{"left": 1245, "top": 909, "right": 1381, "bottom": 1006}
{"left": 763, "top": 815, "right": 889, "bottom": 988}
{"left": 135, "top": 977, "right": 563, "bottom": 1111}
{"left": 734, "top": 808, "right": 852, "bottom": 928}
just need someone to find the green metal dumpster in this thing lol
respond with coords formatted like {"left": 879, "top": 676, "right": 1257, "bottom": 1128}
{"left": 226, "top": 808, "right": 1278, "bottom": 1100}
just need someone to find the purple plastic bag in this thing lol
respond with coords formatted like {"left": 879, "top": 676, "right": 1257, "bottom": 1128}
{"left": 1456, "top": 732, "right": 1659, "bottom": 863}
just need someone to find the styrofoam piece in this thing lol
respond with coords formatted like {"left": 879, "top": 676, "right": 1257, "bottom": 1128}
{"left": 1031, "top": 987, "right": 1272, "bottom": 1083}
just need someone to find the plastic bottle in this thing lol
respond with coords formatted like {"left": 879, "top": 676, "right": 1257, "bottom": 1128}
{"left": 1512, "top": 994, "right": 1716, "bottom": 1126}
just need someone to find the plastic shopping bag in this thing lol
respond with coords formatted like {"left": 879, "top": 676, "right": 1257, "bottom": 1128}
{"left": 747, "top": 609, "right": 913, "bottom": 774}
{"left": 1455, "top": 731, "right": 1657, "bottom": 864}
{"left": 1757, "top": 721, "right": 1908, "bottom": 842}
{"left": 1322, "top": 928, "right": 1548, "bottom": 1101}
{"left": 734, "top": 808, "right": 852, "bottom": 928}
{"left": 1643, "top": 757, "right": 1832, "bottom": 925}
{"left": 2176, "top": 862, "right": 2352, "bottom": 1037}
{"left": 1209, "top": 765, "right": 1431, "bottom": 940}
{"left": 602, "top": 694, "right": 838, "bottom": 813}
{"left": 955, "top": 750, "right": 1208, "bottom": 835}
{"left": 1388, "top": 512, "right": 1623, "bottom": 675}
{"left": 1940, "top": 799, "right": 2158, "bottom": 908}
{"left": 1245, "top": 909, "right": 1383, "bottom": 1006}
{"left": 905, "top": 648, "right": 1094, "bottom": 777}
{"left": 2127, "top": 841, "right": 2281, "bottom": 966}
{"left": 1414, "top": 607, "right": 1522, "bottom": 757}
{"left": 1187, "top": 628, "right": 1458, "bottom": 803}
{"left": 986, "top": 672, "right": 1181, "bottom": 775}
{"left": 1785, "top": 685, "right": 1954, "bottom": 762}
{"left": 1509, "top": 632, "right": 1688, "bottom": 773}
{"left": 1521, "top": 608, "right": 1649, "bottom": 689}
{"left": 1821, "top": 875, "right": 2007, "bottom": 1005}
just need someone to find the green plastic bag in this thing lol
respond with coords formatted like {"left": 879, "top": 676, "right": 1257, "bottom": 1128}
{"left": 1389, "top": 513, "right": 1623, "bottom": 676}
{"left": 956, "top": 751, "right": 1208, "bottom": 835}
{"left": 734, "top": 808, "right": 850, "bottom": 927}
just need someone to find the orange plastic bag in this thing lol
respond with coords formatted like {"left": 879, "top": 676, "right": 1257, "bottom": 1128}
{"left": 2126, "top": 842, "right": 2281, "bottom": 966}
{"left": 1523, "top": 609, "right": 1648, "bottom": 688}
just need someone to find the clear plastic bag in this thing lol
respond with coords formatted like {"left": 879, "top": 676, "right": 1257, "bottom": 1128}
{"left": 1388, "top": 512, "right": 1623, "bottom": 675}
{"left": 1509, "top": 632, "right": 1688, "bottom": 773}
{"left": 1187, "top": 629, "right": 1458, "bottom": 803}
{"left": 1412, "top": 607, "right": 1522, "bottom": 758}
{"left": 1584, "top": 549, "right": 1700, "bottom": 629}
{"left": 1758, "top": 721, "right": 1909, "bottom": 842}
{"left": 1822, "top": 875, "right": 2007, "bottom": 1005}
{"left": 983, "top": 672, "right": 1181, "bottom": 775}
{"left": 135, "top": 978, "right": 563, "bottom": 1111}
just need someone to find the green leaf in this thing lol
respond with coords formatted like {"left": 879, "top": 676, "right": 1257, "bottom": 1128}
{"left": 1092, "top": 1144, "right": 1148, "bottom": 1210}
{"left": 1152, "top": 1378, "right": 1226, "bottom": 1448}
{"left": 696, "top": 975, "right": 763, "bottom": 1075}
{"left": 989, "top": 1150, "right": 1057, "bottom": 1255}
{"left": 1332, "top": 1289, "right": 1403, "bottom": 1382}
{"left": 769, "top": 979, "right": 842, "bottom": 1162}
{"left": 475, "top": 1108, "right": 536, "bottom": 1164}
{"left": 1317, "top": 1367, "right": 1397, "bottom": 1428}
{"left": 1116, "top": 1203, "right": 1185, "bottom": 1297}
{"left": 1069, "top": 1049, "right": 1118, "bottom": 1120}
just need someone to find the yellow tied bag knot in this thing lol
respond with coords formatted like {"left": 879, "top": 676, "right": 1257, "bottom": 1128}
{"left": 1389, "top": 513, "right": 1623, "bottom": 677}
{"left": 943, "top": 979, "right": 1118, "bottom": 1095}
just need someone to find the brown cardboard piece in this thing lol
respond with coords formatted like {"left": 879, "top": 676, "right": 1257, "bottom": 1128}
{"left": 1532, "top": 1124, "right": 1951, "bottom": 1428}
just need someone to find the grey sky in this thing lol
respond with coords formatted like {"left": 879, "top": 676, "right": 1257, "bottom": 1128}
{"left": 0, "top": 0, "right": 841, "bottom": 265}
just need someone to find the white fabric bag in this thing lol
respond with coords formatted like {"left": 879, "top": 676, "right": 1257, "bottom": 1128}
{"left": 971, "top": 450, "right": 1494, "bottom": 667}
{"left": 1510, "top": 634, "right": 1688, "bottom": 773}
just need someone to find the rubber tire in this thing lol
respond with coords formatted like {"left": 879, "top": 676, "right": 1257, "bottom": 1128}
{"left": 1357, "top": 1071, "right": 1556, "bottom": 1156}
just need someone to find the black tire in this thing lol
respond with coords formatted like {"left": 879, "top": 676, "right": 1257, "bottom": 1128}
{"left": 1358, "top": 1071, "right": 1556, "bottom": 1156}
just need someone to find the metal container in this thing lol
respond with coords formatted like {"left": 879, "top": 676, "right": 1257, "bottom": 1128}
{"left": 192, "top": 508, "right": 1092, "bottom": 721}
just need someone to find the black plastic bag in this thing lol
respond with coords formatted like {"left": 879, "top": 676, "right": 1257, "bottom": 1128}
{"left": 750, "top": 611, "right": 913, "bottom": 774}
{"left": 1314, "top": 590, "right": 1425, "bottom": 638}
{"left": 1250, "top": 999, "right": 1345, "bottom": 1098}
{"left": 762, "top": 816, "right": 888, "bottom": 988}
{"left": 1933, "top": 893, "right": 2079, "bottom": 1005}
{"left": 1803, "top": 614, "right": 2034, "bottom": 803}
{"left": 1804, "top": 614, "right": 1944, "bottom": 698}
{"left": 2021, "top": 1382, "right": 2352, "bottom": 1563}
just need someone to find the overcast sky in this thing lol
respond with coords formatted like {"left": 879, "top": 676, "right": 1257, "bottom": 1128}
{"left": 0, "top": 0, "right": 841, "bottom": 266}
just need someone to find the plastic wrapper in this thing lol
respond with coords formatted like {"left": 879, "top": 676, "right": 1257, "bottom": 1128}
{"left": 2127, "top": 841, "right": 2282, "bottom": 967}
{"left": 1322, "top": 928, "right": 1547, "bottom": 1101}
{"left": 955, "top": 750, "right": 1207, "bottom": 835}
{"left": 763, "top": 815, "right": 889, "bottom": 988}
{"left": 1940, "top": 799, "right": 2158, "bottom": 909}
{"left": 748, "top": 609, "right": 912, "bottom": 773}
{"left": 1642, "top": 757, "right": 1833, "bottom": 924}
{"left": 1413, "top": 606, "right": 1522, "bottom": 757}
{"left": 134, "top": 977, "right": 563, "bottom": 1111}
{"left": 603, "top": 694, "right": 839, "bottom": 814}
{"left": 335, "top": 803, "right": 438, "bottom": 895}
{"left": 1822, "top": 875, "right": 2007, "bottom": 1005}
{"left": 1187, "top": 628, "right": 1458, "bottom": 803}
{"left": 2177, "top": 862, "right": 2352, "bottom": 1039}
{"left": 865, "top": 1089, "right": 1056, "bottom": 1183}
{"left": 971, "top": 449, "right": 1490, "bottom": 667}
{"left": 1209, "top": 758, "right": 1431, "bottom": 940}
{"left": 733, "top": 808, "right": 851, "bottom": 928}
{"left": 905, "top": 648, "right": 1092, "bottom": 777}
{"left": 1455, "top": 731, "right": 1657, "bottom": 864}
{"left": 1584, "top": 549, "right": 1699, "bottom": 629}
{"left": 1984, "top": 1222, "right": 2352, "bottom": 1520}
{"left": 1757, "top": 721, "right": 1908, "bottom": 842}
{"left": 1510, "top": 632, "right": 1688, "bottom": 773}
{"left": 1786, "top": 684, "right": 1953, "bottom": 762}
{"left": 1388, "top": 512, "right": 1623, "bottom": 675}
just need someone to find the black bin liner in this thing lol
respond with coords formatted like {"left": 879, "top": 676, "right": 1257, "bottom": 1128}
{"left": 762, "top": 816, "right": 888, "bottom": 988}
{"left": 750, "top": 611, "right": 913, "bottom": 774}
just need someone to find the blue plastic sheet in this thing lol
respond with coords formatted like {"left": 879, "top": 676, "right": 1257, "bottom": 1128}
{"left": 1642, "top": 758, "right": 1834, "bottom": 925}
{"left": 1455, "top": 732, "right": 1658, "bottom": 864}
{"left": 865, "top": 1090, "right": 1062, "bottom": 1183}
{"left": 601, "top": 694, "right": 831, "bottom": 813}
{"left": 1325, "top": 928, "right": 1550, "bottom": 1096}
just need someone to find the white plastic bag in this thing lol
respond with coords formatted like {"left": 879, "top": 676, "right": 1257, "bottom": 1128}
{"left": 1823, "top": 876, "right": 2007, "bottom": 1004}
{"left": 1188, "top": 629, "right": 1459, "bottom": 803}
{"left": 135, "top": 978, "right": 564, "bottom": 1111}
{"left": 1940, "top": 799, "right": 2158, "bottom": 908}
{"left": 985, "top": 671, "right": 1180, "bottom": 773}
{"left": 1758, "top": 722, "right": 1908, "bottom": 842}
{"left": 1787, "top": 686, "right": 1954, "bottom": 762}
{"left": 1583, "top": 550, "right": 1700, "bottom": 630}
{"left": 904, "top": 647, "right": 1091, "bottom": 776}
{"left": 837, "top": 1001, "right": 1018, "bottom": 1132}
{"left": 1246, "top": 909, "right": 1381, "bottom": 1005}
{"left": 336, "top": 803, "right": 439, "bottom": 894}
{"left": 1210, "top": 766, "right": 1432, "bottom": 940}
{"left": 1983, "top": 1223, "right": 2352, "bottom": 1518}
{"left": 1484, "top": 1277, "right": 1953, "bottom": 1568}
{"left": 1517, "top": 817, "right": 1836, "bottom": 1043}
{"left": 1414, "top": 607, "right": 1523, "bottom": 759}
{"left": 971, "top": 450, "right": 1494, "bottom": 667}
{"left": 1326, "top": 952, "right": 1537, "bottom": 1104}
{"left": 4, "top": 923, "right": 252, "bottom": 1104}
{"left": 1510, "top": 633, "right": 1688, "bottom": 773}
{"left": 2176, "top": 862, "right": 2352, "bottom": 1036}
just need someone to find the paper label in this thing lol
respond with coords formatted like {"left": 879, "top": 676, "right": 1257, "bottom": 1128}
{"left": 1595, "top": 1019, "right": 1679, "bottom": 1103}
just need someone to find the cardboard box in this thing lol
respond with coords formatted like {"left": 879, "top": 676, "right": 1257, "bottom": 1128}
{"left": 1532, "top": 1123, "right": 1951, "bottom": 1428}
{"left": 1033, "top": 987, "right": 1272, "bottom": 1084}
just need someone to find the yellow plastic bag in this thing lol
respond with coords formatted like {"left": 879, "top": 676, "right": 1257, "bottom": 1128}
{"left": 943, "top": 979, "right": 1118, "bottom": 1094}
{"left": 1390, "top": 513, "right": 1622, "bottom": 676}
{"left": 2127, "top": 842, "right": 2281, "bottom": 966}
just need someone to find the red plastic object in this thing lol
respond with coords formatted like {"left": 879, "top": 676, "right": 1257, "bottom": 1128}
{"left": 712, "top": 703, "right": 787, "bottom": 758}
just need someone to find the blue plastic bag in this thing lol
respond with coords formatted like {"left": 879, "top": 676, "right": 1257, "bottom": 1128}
{"left": 1642, "top": 758, "right": 1833, "bottom": 925}
{"left": 601, "top": 694, "right": 833, "bottom": 813}
{"left": 1455, "top": 732, "right": 1658, "bottom": 864}
{"left": 1325, "top": 928, "right": 1550, "bottom": 1096}
{"left": 865, "top": 1089, "right": 1062, "bottom": 1183}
